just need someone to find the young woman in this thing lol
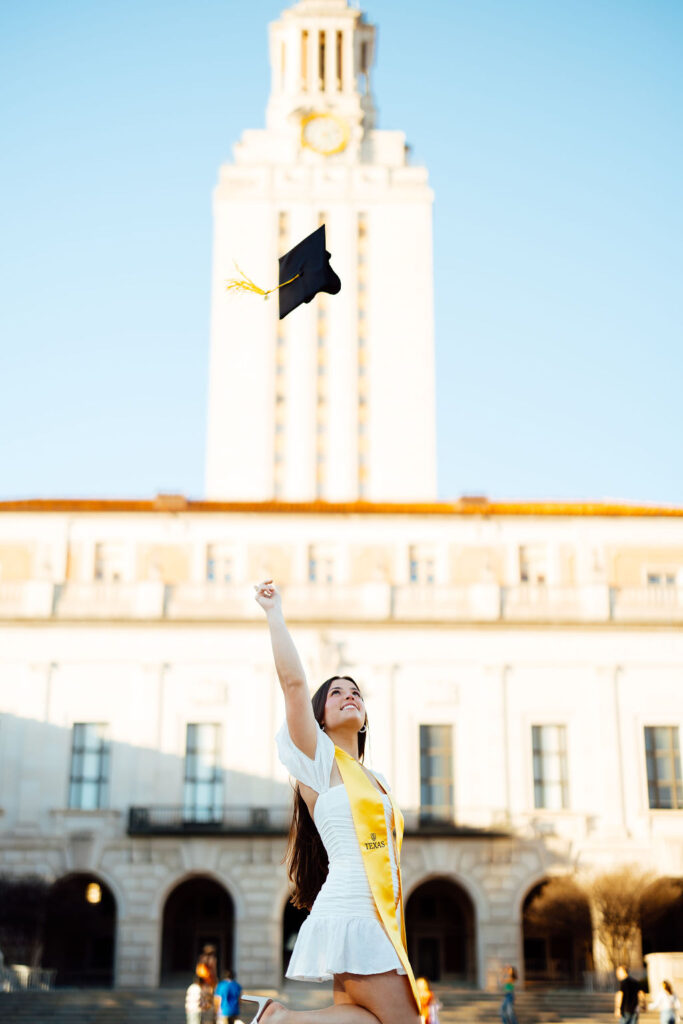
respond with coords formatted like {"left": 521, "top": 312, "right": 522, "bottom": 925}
{"left": 243, "top": 581, "right": 421, "bottom": 1024}
{"left": 500, "top": 966, "right": 518, "bottom": 1024}
{"left": 649, "top": 980, "right": 680, "bottom": 1024}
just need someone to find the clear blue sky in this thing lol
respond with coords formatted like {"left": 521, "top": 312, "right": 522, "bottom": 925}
{"left": 1, "top": 0, "right": 682, "bottom": 503}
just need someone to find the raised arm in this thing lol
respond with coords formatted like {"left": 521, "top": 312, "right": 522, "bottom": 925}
{"left": 254, "top": 580, "right": 318, "bottom": 758}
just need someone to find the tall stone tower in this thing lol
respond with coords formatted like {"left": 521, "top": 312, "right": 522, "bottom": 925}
{"left": 205, "top": 0, "right": 436, "bottom": 502}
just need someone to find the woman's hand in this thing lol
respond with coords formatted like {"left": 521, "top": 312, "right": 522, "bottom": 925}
{"left": 254, "top": 579, "right": 282, "bottom": 614}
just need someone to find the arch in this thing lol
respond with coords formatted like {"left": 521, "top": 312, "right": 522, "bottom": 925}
{"left": 641, "top": 876, "right": 683, "bottom": 956}
{"left": 405, "top": 876, "right": 477, "bottom": 984}
{"left": 154, "top": 868, "right": 246, "bottom": 925}
{"left": 522, "top": 876, "right": 592, "bottom": 988}
{"left": 160, "top": 875, "right": 234, "bottom": 986}
{"left": 514, "top": 870, "right": 556, "bottom": 922}
{"left": 42, "top": 872, "right": 117, "bottom": 987}
{"left": 405, "top": 868, "right": 488, "bottom": 923}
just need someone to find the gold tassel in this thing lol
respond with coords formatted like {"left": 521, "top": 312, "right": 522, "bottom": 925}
{"left": 225, "top": 262, "right": 300, "bottom": 300}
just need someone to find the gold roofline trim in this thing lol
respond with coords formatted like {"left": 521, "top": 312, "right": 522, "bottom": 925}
{"left": 0, "top": 497, "right": 682, "bottom": 518}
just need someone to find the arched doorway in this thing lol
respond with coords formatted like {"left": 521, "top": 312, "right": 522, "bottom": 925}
{"left": 523, "top": 877, "right": 592, "bottom": 987}
{"left": 406, "top": 877, "right": 476, "bottom": 984}
{"left": 42, "top": 873, "right": 116, "bottom": 987}
{"left": 642, "top": 877, "right": 683, "bottom": 956}
{"left": 161, "top": 876, "right": 234, "bottom": 986}
{"left": 282, "top": 900, "right": 309, "bottom": 978}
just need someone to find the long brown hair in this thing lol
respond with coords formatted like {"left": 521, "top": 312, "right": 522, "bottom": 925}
{"left": 285, "top": 676, "right": 367, "bottom": 910}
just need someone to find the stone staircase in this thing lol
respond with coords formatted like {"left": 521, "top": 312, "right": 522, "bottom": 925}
{"left": 0, "top": 986, "right": 658, "bottom": 1024}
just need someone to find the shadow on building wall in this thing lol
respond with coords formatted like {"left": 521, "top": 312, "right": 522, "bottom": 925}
{"left": 0, "top": 711, "right": 293, "bottom": 987}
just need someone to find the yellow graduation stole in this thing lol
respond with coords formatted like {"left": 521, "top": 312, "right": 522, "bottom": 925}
{"left": 334, "top": 746, "right": 421, "bottom": 1012}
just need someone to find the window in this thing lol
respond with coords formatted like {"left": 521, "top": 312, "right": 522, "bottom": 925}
{"left": 184, "top": 724, "right": 223, "bottom": 822}
{"left": 532, "top": 725, "right": 568, "bottom": 810}
{"left": 409, "top": 546, "right": 435, "bottom": 584}
{"left": 206, "top": 544, "right": 235, "bottom": 583}
{"left": 69, "top": 723, "right": 109, "bottom": 810}
{"left": 94, "top": 542, "right": 126, "bottom": 582}
{"left": 519, "top": 545, "right": 546, "bottom": 584}
{"left": 646, "top": 572, "right": 676, "bottom": 587}
{"left": 308, "top": 545, "right": 334, "bottom": 583}
{"left": 645, "top": 726, "right": 683, "bottom": 809}
{"left": 336, "top": 31, "right": 343, "bottom": 90}
{"left": 318, "top": 30, "right": 326, "bottom": 89}
{"left": 419, "top": 724, "right": 453, "bottom": 822}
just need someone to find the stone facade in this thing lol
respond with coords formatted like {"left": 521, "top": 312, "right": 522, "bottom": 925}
{"left": 1, "top": 503, "right": 683, "bottom": 989}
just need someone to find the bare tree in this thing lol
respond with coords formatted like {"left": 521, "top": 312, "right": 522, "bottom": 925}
{"left": 526, "top": 865, "right": 682, "bottom": 972}
{"left": 525, "top": 875, "right": 591, "bottom": 935}
{"left": 0, "top": 875, "right": 50, "bottom": 966}
{"left": 586, "top": 865, "right": 654, "bottom": 970}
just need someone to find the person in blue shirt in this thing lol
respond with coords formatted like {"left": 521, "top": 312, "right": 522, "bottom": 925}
{"left": 214, "top": 969, "right": 242, "bottom": 1024}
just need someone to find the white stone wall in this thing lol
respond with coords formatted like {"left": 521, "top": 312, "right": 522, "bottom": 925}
{"left": 1, "top": 507, "right": 683, "bottom": 989}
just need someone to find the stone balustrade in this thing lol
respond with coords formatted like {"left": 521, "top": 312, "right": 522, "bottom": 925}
{"left": 0, "top": 580, "right": 682, "bottom": 624}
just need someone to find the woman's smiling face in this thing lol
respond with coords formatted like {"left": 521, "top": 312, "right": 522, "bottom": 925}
{"left": 323, "top": 677, "right": 365, "bottom": 733}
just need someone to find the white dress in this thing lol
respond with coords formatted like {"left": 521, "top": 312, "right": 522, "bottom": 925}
{"left": 276, "top": 721, "right": 405, "bottom": 982}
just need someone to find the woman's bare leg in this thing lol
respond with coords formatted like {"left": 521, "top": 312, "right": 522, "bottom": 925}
{"left": 260, "top": 1003, "right": 378, "bottom": 1024}
{"left": 337, "top": 971, "right": 420, "bottom": 1024}
{"left": 260, "top": 971, "right": 418, "bottom": 1024}
{"left": 260, "top": 1003, "right": 377, "bottom": 1023}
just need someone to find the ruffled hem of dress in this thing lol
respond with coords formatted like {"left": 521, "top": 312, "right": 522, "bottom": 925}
{"left": 286, "top": 914, "right": 406, "bottom": 982}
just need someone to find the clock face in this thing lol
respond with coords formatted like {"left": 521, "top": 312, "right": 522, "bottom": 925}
{"left": 301, "top": 113, "right": 350, "bottom": 156}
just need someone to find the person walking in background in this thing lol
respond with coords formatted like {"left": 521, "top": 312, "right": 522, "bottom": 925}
{"left": 615, "top": 965, "right": 646, "bottom": 1024}
{"left": 186, "top": 974, "right": 206, "bottom": 1024}
{"left": 416, "top": 977, "right": 441, "bottom": 1024}
{"left": 649, "top": 980, "right": 680, "bottom": 1024}
{"left": 215, "top": 969, "right": 243, "bottom": 1024}
{"left": 500, "top": 966, "right": 519, "bottom": 1024}
{"left": 197, "top": 944, "right": 218, "bottom": 989}
{"left": 196, "top": 945, "right": 219, "bottom": 1022}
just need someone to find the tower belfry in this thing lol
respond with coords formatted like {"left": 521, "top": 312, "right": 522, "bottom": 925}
{"left": 265, "top": 0, "right": 377, "bottom": 148}
{"left": 205, "top": 0, "right": 436, "bottom": 502}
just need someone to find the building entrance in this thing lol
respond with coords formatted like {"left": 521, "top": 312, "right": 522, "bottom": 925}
{"left": 406, "top": 877, "right": 477, "bottom": 984}
{"left": 522, "top": 878, "right": 592, "bottom": 987}
{"left": 642, "top": 877, "right": 683, "bottom": 956}
{"left": 42, "top": 873, "right": 116, "bottom": 987}
{"left": 161, "top": 876, "right": 233, "bottom": 986}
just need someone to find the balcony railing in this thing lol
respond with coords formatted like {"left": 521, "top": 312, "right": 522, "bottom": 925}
{"left": 0, "top": 581, "right": 54, "bottom": 618}
{"left": 2, "top": 581, "right": 682, "bottom": 625}
{"left": 127, "top": 805, "right": 292, "bottom": 836}
{"left": 610, "top": 585, "right": 683, "bottom": 622}
{"left": 165, "top": 582, "right": 259, "bottom": 620}
{"left": 127, "top": 805, "right": 508, "bottom": 839}
{"left": 54, "top": 581, "right": 165, "bottom": 619}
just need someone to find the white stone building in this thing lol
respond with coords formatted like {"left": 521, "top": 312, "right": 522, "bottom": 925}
{"left": 1, "top": 499, "right": 683, "bottom": 990}
{"left": 1, "top": 0, "right": 683, "bottom": 996}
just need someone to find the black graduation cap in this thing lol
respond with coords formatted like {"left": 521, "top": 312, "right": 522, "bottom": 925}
{"left": 225, "top": 224, "right": 341, "bottom": 320}
{"left": 277, "top": 225, "right": 341, "bottom": 320}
